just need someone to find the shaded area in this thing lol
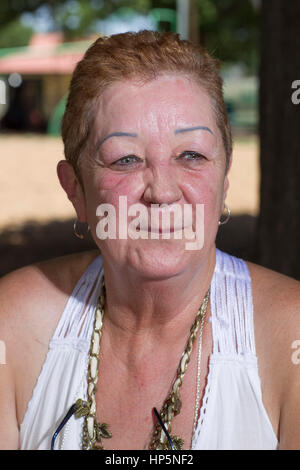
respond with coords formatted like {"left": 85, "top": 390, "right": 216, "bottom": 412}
{"left": 216, "top": 214, "right": 258, "bottom": 263}
{"left": 1, "top": 78, "right": 47, "bottom": 132}
{"left": 0, "top": 214, "right": 258, "bottom": 278}
{"left": 0, "top": 219, "right": 95, "bottom": 277}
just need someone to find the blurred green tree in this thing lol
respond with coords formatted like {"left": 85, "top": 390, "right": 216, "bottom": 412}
{"left": 0, "top": 18, "right": 33, "bottom": 48}
{"left": 0, "top": 0, "right": 259, "bottom": 72}
{"left": 196, "top": 0, "right": 259, "bottom": 71}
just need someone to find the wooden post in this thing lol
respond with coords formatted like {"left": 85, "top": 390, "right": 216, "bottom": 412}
{"left": 257, "top": 0, "right": 300, "bottom": 278}
{"left": 176, "top": 0, "right": 199, "bottom": 44}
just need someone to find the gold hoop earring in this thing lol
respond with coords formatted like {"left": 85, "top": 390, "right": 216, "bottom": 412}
{"left": 73, "top": 220, "right": 90, "bottom": 239}
{"left": 218, "top": 204, "right": 231, "bottom": 226}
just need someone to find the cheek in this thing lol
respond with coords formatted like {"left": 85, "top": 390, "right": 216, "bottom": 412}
{"left": 182, "top": 169, "right": 224, "bottom": 211}
{"left": 186, "top": 174, "right": 224, "bottom": 247}
{"left": 83, "top": 170, "right": 145, "bottom": 216}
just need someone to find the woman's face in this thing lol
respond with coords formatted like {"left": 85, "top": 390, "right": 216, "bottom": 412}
{"left": 76, "top": 74, "right": 230, "bottom": 278}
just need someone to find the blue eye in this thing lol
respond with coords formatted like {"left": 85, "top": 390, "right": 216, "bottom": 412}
{"left": 177, "top": 151, "right": 206, "bottom": 161}
{"left": 112, "top": 155, "right": 141, "bottom": 166}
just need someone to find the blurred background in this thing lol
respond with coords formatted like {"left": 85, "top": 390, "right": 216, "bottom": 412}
{"left": 0, "top": 0, "right": 299, "bottom": 278}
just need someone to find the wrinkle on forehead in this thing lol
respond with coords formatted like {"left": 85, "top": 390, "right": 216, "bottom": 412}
{"left": 88, "top": 75, "right": 223, "bottom": 160}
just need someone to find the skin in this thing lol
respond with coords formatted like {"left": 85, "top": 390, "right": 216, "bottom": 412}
{"left": 0, "top": 74, "right": 300, "bottom": 450}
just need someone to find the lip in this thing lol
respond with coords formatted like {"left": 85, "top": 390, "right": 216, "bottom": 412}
{"left": 146, "top": 225, "right": 193, "bottom": 234}
{"left": 147, "top": 226, "right": 178, "bottom": 234}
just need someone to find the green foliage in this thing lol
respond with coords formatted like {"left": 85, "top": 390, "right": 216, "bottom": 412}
{"left": 55, "top": 0, "right": 102, "bottom": 39}
{"left": 0, "top": 18, "right": 33, "bottom": 48}
{"left": 0, "top": 1, "right": 56, "bottom": 27}
{"left": 0, "top": 0, "right": 259, "bottom": 71}
{"left": 197, "top": 0, "right": 259, "bottom": 72}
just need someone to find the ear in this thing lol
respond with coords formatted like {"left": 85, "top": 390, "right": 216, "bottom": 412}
{"left": 222, "top": 152, "right": 232, "bottom": 209}
{"left": 57, "top": 160, "right": 87, "bottom": 222}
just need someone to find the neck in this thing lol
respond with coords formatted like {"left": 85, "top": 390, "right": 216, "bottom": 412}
{"left": 101, "top": 246, "right": 216, "bottom": 351}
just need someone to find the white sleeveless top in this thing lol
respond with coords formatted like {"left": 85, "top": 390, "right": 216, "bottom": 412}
{"left": 19, "top": 249, "right": 278, "bottom": 450}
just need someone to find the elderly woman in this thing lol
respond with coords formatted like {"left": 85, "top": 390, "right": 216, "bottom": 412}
{"left": 0, "top": 31, "right": 300, "bottom": 451}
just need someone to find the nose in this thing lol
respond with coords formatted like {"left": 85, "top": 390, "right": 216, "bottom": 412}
{"left": 142, "top": 163, "right": 182, "bottom": 206}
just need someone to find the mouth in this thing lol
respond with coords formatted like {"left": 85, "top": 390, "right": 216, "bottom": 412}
{"left": 133, "top": 224, "right": 193, "bottom": 236}
{"left": 147, "top": 226, "right": 182, "bottom": 234}
{"left": 126, "top": 203, "right": 197, "bottom": 237}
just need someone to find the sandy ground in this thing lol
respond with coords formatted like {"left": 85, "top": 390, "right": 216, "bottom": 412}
{"left": 0, "top": 133, "right": 260, "bottom": 230}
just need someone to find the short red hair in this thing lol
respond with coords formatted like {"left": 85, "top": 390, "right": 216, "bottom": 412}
{"left": 62, "top": 30, "right": 232, "bottom": 176}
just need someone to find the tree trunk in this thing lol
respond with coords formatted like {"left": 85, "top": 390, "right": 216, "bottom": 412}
{"left": 256, "top": 0, "right": 300, "bottom": 279}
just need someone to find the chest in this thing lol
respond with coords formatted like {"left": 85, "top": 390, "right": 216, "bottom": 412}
{"left": 89, "top": 326, "right": 213, "bottom": 450}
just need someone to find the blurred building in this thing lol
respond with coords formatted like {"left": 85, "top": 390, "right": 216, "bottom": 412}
{"left": 0, "top": 7, "right": 178, "bottom": 135}
{"left": 0, "top": 9, "right": 258, "bottom": 136}
{"left": 0, "top": 32, "right": 94, "bottom": 133}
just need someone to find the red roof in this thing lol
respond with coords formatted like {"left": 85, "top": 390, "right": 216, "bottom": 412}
{"left": 0, "top": 33, "right": 94, "bottom": 75}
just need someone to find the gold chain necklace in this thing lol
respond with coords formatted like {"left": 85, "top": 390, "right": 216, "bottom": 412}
{"left": 78, "top": 276, "right": 210, "bottom": 450}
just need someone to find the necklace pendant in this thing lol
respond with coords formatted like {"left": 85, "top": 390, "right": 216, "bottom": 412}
{"left": 91, "top": 442, "right": 104, "bottom": 450}
{"left": 74, "top": 399, "right": 90, "bottom": 418}
{"left": 95, "top": 422, "right": 112, "bottom": 442}
{"left": 170, "top": 435, "right": 184, "bottom": 450}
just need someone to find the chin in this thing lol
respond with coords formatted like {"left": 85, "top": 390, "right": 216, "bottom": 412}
{"left": 123, "top": 238, "right": 204, "bottom": 280}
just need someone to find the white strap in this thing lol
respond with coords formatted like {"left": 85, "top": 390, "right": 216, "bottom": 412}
{"left": 211, "top": 250, "right": 256, "bottom": 356}
{"left": 52, "top": 255, "right": 104, "bottom": 342}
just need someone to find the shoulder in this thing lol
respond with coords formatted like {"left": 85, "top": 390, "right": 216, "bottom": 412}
{"left": 247, "top": 259, "right": 300, "bottom": 298}
{"left": 246, "top": 260, "right": 300, "bottom": 336}
{"left": 0, "top": 248, "right": 100, "bottom": 299}
{"left": 0, "top": 248, "right": 100, "bottom": 344}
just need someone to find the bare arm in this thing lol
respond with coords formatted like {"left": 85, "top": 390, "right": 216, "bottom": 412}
{"left": 0, "top": 365, "right": 19, "bottom": 449}
{"left": 279, "top": 374, "right": 300, "bottom": 449}
{"left": 0, "top": 279, "right": 19, "bottom": 449}
{"left": 0, "top": 250, "right": 99, "bottom": 450}
{"left": 278, "top": 307, "right": 300, "bottom": 449}
{"left": 0, "top": 265, "right": 50, "bottom": 450}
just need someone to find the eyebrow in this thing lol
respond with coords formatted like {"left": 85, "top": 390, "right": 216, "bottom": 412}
{"left": 174, "top": 125, "right": 214, "bottom": 136}
{"left": 96, "top": 125, "right": 214, "bottom": 150}
{"left": 96, "top": 131, "right": 138, "bottom": 149}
